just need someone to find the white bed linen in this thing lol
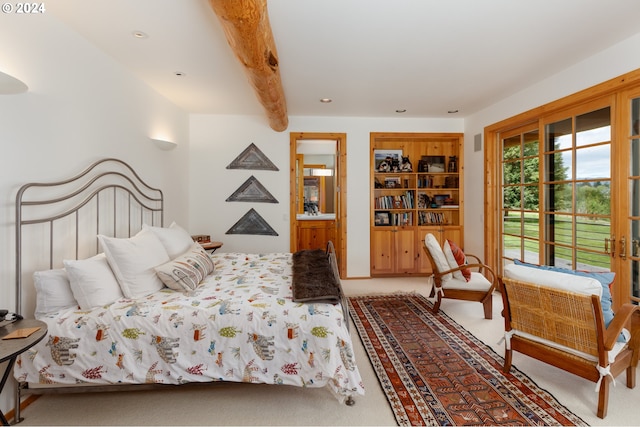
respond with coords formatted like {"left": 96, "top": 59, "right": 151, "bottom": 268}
{"left": 15, "top": 253, "right": 364, "bottom": 400}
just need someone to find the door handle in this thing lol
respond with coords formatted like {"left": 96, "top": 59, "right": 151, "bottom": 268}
{"left": 605, "top": 235, "right": 616, "bottom": 258}
{"left": 633, "top": 239, "right": 640, "bottom": 257}
{"left": 619, "top": 236, "right": 626, "bottom": 260}
{"left": 611, "top": 235, "right": 616, "bottom": 258}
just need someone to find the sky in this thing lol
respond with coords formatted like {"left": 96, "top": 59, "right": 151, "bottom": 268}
{"left": 555, "top": 126, "right": 611, "bottom": 181}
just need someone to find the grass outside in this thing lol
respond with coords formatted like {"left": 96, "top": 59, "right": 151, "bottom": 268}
{"left": 503, "top": 212, "right": 611, "bottom": 269}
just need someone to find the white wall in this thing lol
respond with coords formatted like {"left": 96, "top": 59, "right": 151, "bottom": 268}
{"left": 189, "top": 115, "right": 464, "bottom": 277}
{"left": 463, "top": 32, "right": 640, "bottom": 258}
{"left": 0, "top": 11, "right": 189, "bottom": 416}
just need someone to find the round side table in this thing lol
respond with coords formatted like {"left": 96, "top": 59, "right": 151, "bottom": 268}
{"left": 0, "top": 319, "right": 47, "bottom": 425}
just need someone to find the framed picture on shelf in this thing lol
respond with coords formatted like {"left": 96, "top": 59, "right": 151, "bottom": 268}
{"left": 434, "top": 194, "right": 450, "bottom": 207}
{"left": 384, "top": 177, "right": 401, "bottom": 188}
{"left": 374, "top": 149, "right": 402, "bottom": 172}
{"left": 374, "top": 211, "right": 391, "bottom": 226}
{"left": 422, "top": 155, "right": 446, "bottom": 173}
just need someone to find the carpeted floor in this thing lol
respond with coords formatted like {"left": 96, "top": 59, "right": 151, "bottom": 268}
{"left": 10, "top": 277, "right": 640, "bottom": 425}
{"left": 349, "top": 293, "right": 586, "bottom": 426}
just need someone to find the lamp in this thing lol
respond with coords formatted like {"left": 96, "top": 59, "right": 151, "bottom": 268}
{"left": 0, "top": 70, "right": 28, "bottom": 94}
{"left": 311, "top": 168, "right": 333, "bottom": 176}
{"left": 150, "top": 138, "right": 177, "bottom": 151}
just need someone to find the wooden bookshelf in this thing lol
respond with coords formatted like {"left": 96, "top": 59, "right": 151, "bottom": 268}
{"left": 370, "top": 132, "right": 464, "bottom": 276}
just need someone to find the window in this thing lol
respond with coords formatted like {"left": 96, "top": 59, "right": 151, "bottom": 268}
{"left": 501, "top": 127, "right": 540, "bottom": 264}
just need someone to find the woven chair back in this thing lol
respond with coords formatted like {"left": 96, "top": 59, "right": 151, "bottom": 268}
{"left": 502, "top": 278, "right": 600, "bottom": 357}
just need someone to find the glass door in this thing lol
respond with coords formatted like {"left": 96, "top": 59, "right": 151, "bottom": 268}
{"left": 542, "top": 105, "right": 612, "bottom": 271}
{"left": 622, "top": 90, "right": 640, "bottom": 305}
{"left": 501, "top": 125, "right": 541, "bottom": 264}
{"left": 499, "top": 101, "right": 614, "bottom": 274}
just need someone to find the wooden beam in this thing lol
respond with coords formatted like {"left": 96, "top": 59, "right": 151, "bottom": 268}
{"left": 209, "top": 0, "right": 288, "bottom": 132}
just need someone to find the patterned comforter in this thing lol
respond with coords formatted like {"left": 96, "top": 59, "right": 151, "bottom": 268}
{"left": 15, "top": 253, "right": 365, "bottom": 401}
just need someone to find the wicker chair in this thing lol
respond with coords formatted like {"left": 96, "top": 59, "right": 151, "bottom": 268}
{"left": 421, "top": 234, "right": 496, "bottom": 319}
{"left": 500, "top": 275, "right": 640, "bottom": 419}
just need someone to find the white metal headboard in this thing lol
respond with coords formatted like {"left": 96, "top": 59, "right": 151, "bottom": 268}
{"left": 15, "top": 158, "right": 164, "bottom": 317}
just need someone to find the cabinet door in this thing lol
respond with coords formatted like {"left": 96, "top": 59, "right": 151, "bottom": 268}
{"left": 441, "top": 227, "right": 461, "bottom": 247}
{"left": 371, "top": 229, "right": 394, "bottom": 275}
{"left": 371, "top": 228, "right": 417, "bottom": 275}
{"left": 297, "top": 221, "right": 336, "bottom": 251}
{"left": 395, "top": 228, "right": 417, "bottom": 274}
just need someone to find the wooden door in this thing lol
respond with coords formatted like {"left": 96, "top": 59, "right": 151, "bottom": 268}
{"left": 615, "top": 87, "right": 640, "bottom": 307}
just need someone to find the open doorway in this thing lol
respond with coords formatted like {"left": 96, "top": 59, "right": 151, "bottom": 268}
{"left": 289, "top": 132, "right": 347, "bottom": 277}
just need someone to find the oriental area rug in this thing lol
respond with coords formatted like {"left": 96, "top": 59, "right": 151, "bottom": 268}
{"left": 348, "top": 294, "right": 587, "bottom": 426}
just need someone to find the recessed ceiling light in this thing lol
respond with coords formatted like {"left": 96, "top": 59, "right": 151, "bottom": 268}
{"left": 174, "top": 72, "right": 186, "bottom": 77}
{"left": 448, "top": 109, "right": 459, "bottom": 114}
{"left": 395, "top": 109, "right": 407, "bottom": 113}
{"left": 320, "top": 98, "right": 332, "bottom": 103}
{"left": 132, "top": 30, "right": 148, "bottom": 39}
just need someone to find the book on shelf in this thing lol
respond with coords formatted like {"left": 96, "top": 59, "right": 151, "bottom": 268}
{"left": 440, "top": 204, "right": 459, "bottom": 208}
{"left": 418, "top": 211, "right": 449, "bottom": 225}
{"left": 375, "top": 191, "right": 415, "bottom": 209}
{"left": 391, "top": 211, "right": 413, "bottom": 226}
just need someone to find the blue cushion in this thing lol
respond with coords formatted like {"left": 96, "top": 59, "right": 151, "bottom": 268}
{"left": 513, "top": 260, "right": 622, "bottom": 342}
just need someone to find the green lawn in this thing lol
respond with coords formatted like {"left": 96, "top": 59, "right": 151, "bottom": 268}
{"left": 503, "top": 212, "right": 611, "bottom": 269}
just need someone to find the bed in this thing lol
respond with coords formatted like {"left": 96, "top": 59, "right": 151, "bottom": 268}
{"left": 13, "top": 158, "right": 364, "bottom": 421}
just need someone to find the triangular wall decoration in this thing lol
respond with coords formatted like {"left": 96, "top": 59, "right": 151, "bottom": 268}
{"left": 226, "top": 208, "right": 278, "bottom": 236}
{"left": 226, "top": 143, "right": 279, "bottom": 171}
{"left": 226, "top": 176, "right": 278, "bottom": 203}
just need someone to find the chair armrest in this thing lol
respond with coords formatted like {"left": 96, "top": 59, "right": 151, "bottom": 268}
{"left": 604, "top": 303, "right": 640, "bottom": 351}
{"left": 463, "top": 254, "right": 493, "bottom": 274}
{"left": 437, "top": 263, "right": 484, "bottom": 276}
{"left": 465, "top": 253, "right": 482, "bottom": 264}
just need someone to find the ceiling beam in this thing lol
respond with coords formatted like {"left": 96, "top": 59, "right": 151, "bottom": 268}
{"left": 209, "top": 0, "right": 288, "bottom": 132}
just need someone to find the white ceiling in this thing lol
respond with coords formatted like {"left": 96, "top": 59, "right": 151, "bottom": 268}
{"left": 49, "top": 0, "right": 640, "bottom": 121}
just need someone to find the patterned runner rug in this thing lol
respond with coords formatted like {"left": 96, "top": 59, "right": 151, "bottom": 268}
{"left": 349, "top": 294, "right": 587, "bottom": 426}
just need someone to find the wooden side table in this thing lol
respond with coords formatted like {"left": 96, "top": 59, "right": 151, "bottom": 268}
{"left": 200, "top": 241, "right": 223, "bottom": 254}
{"left": 0, "top": 319, "right": 47, "bottom": 425}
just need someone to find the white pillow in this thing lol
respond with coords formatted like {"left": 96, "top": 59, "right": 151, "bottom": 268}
{"left": 503, "top": 264, "right": 602, "bottom": 297}
{"left": 33, "top": 268, "right": 78, "bottom": 317}
{"left": 63, "top": 254, "right": 123, "bottom": 310}
{"left": 98, "top": 228, "right": 170, "bottom": 299}
{"left": 155, "top": 242, "right": 215, "bottom": 292}
{"left": 424, "top": 233, "right": 452, "bottom": 281}
{"left": 443, "top": 240, "right": 465, "bottom": 281}
{"left": 142, "top": 221, "right": 194, "bottom": 259}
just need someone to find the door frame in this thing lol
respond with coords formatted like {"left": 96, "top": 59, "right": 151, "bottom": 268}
{"left": 614, "top": 86, "right": 640, "bottom": 306}
{"left": 289, "top": 132, "right": 347, "bottom": 278}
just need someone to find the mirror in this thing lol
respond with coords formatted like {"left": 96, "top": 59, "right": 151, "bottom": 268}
{"left": 296, "top": 140, "right": 337, "bottom": 216}
{"left": 303, "top": 174, "right": 322, "bottom": 214}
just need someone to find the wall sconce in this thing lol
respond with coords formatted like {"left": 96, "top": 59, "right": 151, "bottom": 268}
{"left": 150, "top": 138, "right": 177, "bottom": 151}
{"left": 0, "top": 70, "right": 28, "bottom": 94}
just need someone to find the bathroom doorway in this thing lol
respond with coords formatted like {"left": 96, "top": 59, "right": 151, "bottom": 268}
{"left": 289, "top": 132, "right": 347, "bottom": 277}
